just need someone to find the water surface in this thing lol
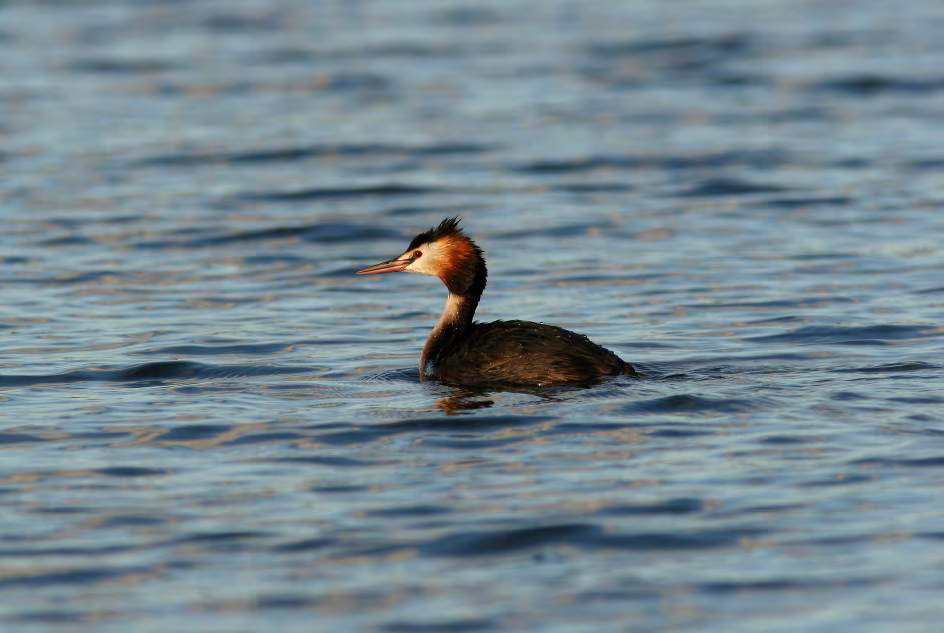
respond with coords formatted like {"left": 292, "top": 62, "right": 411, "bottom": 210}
{"left": 2, "top": 1, "right": 943, "bottom": 631}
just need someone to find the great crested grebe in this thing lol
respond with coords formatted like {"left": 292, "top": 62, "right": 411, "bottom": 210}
{"left": 357, "top": 217, "right": 638, "bottom": 387}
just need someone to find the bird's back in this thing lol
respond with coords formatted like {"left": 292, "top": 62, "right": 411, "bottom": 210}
{"left": 434, "top": 320, "right": 637, "bottom": 387}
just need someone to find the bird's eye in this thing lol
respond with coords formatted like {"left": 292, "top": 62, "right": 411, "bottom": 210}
{"left": 412, "top": 250, "right": 422, "bottom": 259}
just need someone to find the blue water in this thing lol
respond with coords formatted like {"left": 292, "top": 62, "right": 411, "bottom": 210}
{"left": 2, "top": 1, "right": 944, "bottom": 631}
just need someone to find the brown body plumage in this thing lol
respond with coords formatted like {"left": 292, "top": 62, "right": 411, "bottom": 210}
{"left": 357, "top": 218, "right": 637, "bottom": 387}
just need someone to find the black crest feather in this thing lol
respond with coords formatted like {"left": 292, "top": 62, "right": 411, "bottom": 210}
{"left": 408, "top": 216, "right": 463, "bottom": 250}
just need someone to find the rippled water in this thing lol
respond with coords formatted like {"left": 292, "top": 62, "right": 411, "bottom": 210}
{"left": 3, "top": 0, "right": 944, "bottom": 630}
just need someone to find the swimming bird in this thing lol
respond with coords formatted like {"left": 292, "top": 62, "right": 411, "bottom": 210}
{"left": 356, "top": 217, "right": 638, "bottom": 387}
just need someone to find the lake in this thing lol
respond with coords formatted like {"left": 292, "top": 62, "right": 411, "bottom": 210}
{"left": 1, "top": 0, "right": 943, "bottom": 631}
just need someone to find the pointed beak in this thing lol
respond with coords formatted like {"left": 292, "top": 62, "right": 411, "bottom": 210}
{"left": 355, "top": 257, "right": 412, "bottom": 275}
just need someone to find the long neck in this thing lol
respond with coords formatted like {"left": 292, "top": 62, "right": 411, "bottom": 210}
{"left": 420, "top": 257, "right": 486, "bottom": 380}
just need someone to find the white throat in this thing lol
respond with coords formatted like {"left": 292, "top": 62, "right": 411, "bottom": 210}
{"left": 434, "top": 293, "right": 465, "bottom": 332}
{"left": 421, "top": 293, "right": 468, "bottom": 380}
